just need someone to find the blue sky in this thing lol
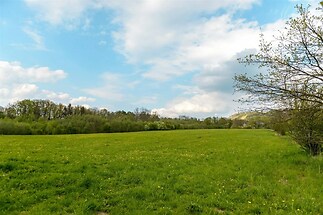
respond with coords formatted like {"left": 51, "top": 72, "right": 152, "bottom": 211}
{"left": 0, "top": 0, "right": 318, "bottom": 117}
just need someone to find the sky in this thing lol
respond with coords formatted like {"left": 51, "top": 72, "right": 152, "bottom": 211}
{"left": 0, "top": 0, "right": 319, "bottom": 118}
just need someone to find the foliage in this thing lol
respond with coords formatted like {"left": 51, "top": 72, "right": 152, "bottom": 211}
{"left": 0, "top": 99, "right": 236, "bottom": 134}
{"left": 144, "top": 121, "right": 169, "bottom": 130}
{"left": 268, "top": 110, "right": 290, "bottom": 136}
{"left": 0, "top": 119, "right": 32, "bottom": 135}
{"left": 0, "top": 130, "right": 322, "bottom": 214}
{"left": 235, "top": 4, "right": 323, "bottom": 155}
{"left": 289, "top": 103, "right": 323, "bottom": 155}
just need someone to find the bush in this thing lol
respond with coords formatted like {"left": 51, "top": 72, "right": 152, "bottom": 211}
{"left": 290, "top": 107, "right": 323, "bottom": 156}
{"left": 0, "top": 120, "right": 32, "bottom": 135}
{"left": 269, "top": 110, "right": 289, "bottom": 136}
{"left": 144, "top": 121, "right": 172, "bottom": 131}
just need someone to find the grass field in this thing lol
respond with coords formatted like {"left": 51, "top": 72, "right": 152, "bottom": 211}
{"left": 0, "top": 130, "right": 322, "bottom": 214}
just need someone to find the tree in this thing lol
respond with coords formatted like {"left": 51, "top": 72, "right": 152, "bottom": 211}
{"left": 234, "top": 4, "right": 322, "bottom": 155}
{"left": 0, "top": 106, "right": 4, "bottom": 119}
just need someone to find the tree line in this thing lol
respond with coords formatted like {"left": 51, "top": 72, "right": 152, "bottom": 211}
{"left": 0, "top": 99, "right": 244, "bottom": 135}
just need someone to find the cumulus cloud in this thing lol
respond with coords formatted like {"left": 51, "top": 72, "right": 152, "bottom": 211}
{"left": 40, "top": 90, "right": 96, "bottom": 106}
{"left": 107, "top": 1, "right": 260, "bottom": 70}
{"left": 12, "top": 84, "right": 38, "bottom": 98}
{"left": 70, "top": 96, "right": 96, "bottom": 105}
{"left": 114, "top": 9, "right": 283, "bottom": 82}
{"left": 152, "top": 91, "right": 235, "bottom": 118}
{"left": 41, "top": 90, "right": 70, "bottom": 101}
{"left": 0, "top": 61, "right": 66, "bottom": 84}
{"left": 24, "top": 0, "right": 261, "bottom": 64}
{"left": 0, "top": 84, "right": 39, "bottom": 105}
{"left": 0, "top": 61, "right": 69, "bottom": 106}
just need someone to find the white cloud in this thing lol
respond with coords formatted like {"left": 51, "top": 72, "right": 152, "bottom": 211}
{"left": 12, "top": 84, "right": 38, "bottom": 99}
{"left": 0, "top": 61, "right": 67, "bottom": 84}
{"left": 0, "top": 60, "right": 81, "bottom": 106}
{"left": 0, "top": 61, "right": 68, "bottom": 105}
{"left": 0, "top": 84, "right": 39, "bottom": 105}
{"left": 141, "top": 15, "right": 260, "bottom": 81}
{"left": 152, "top": 91, "right": 235, "bottom": 118}
{"left": 41, "top": 90, "right": 96, "bottom": 106}
{"left": 107, "top": 0, "right": 260, "bottom": 65}
{"left": 70, "top": 96, "right": 96, "bottom": 105}
{"left": 42, "top": 90, "right": 70, "bottom": 101}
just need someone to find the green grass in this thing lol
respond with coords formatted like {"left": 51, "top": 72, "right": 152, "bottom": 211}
{"left": 0, "top": 129, "right": 322, "bottom": 214}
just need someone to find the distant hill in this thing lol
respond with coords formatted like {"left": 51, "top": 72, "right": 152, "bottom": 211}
{"left": 229, "top": 111, "right": 268, "bottom": 121}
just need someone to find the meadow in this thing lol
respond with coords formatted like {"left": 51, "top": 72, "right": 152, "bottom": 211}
{"left": 0, "top": 130, "right": 322, "bottom": 214}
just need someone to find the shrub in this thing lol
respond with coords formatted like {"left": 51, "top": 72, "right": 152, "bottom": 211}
{"left": 144, "top": 121, "right": 171, "bottom": 130}
{"left": 0, "top": 120, "right": 32, "bottom": 135}
{"left": 290, "top": 107, "right": 322, "bottom": 156}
